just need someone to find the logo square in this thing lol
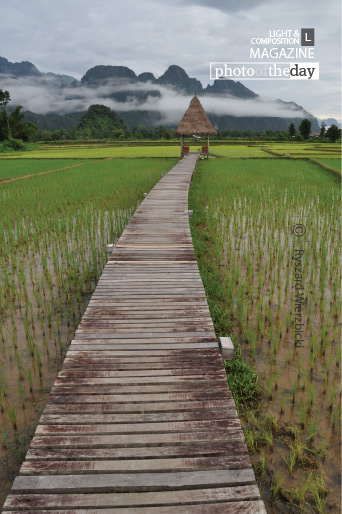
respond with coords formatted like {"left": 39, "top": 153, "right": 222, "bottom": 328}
{"left": 301, "top": 28, "right": 315, "bottom": 46}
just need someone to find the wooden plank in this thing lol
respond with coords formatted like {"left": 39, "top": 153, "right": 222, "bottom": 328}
{"left": 35, "top": 419, "right": 242, "bottom": 435}
{"left": 3, "top": 503, "right": 267, "bottom": 514}
{"left": 39, "top": 408, "right": 236, "bottom": 424}
{"left": 11, "top": 469, "right": 256, "bottom": 493}
{"left": 50, "top": 383, "right": 229, "bottom": 394}
{"left": 7, "top": 487, "right": 260, "bottom": 509}
{"left": 26, "top": 441, "right": 248, "bottom": 460}
{"left": 57, "top": 369, "right": 226, "bottom": 378}
{"left": 20, "top": 455, "right": 251, "bottom": 474}
{"left": 44, "top": 399, "right": 235, "bottom": 412}
{"left": 48, "top": 392, "right": 232, "bottom": 403}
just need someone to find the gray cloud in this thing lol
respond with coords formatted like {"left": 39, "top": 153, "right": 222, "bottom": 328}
{"left": 178, "top": 0, "right": 270, "bottom": 13}
{"left": 0, "top": 0, "right": 340, "bottom": 120}
{"left": 1, "top": 74, "right": 308, "bottom": 126}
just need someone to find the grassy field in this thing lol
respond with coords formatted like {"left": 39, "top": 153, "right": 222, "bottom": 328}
{"left": 315, "top": 158, "right": 341, "bottom": 170}
{"left": 190, "top": 158, "right": 341, "bottom": 513}
{"left": 0, "top": 159, "right": 90, "bottom": 180}
{"left": 209, "top": 145, "right": 271, "bottom": 158}
{"left": 1, "top": 140, "right": 339, "bottom": 160}
{"left": 262, "top": 143, "right": 341, "bottom": 159}
{"left": 0, "top": 145, "right": 188, "bottom": 159}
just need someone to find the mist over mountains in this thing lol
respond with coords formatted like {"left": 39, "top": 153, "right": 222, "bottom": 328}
{"left": 0, "top": 57, "right": 320, "bottom": 131}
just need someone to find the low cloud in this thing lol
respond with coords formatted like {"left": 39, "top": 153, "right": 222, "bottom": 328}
{"left": 0, "top": 74, "right": 307, "bottom": 125}
{"left": 178, "top": 0, "right": 270, "bottom": 13}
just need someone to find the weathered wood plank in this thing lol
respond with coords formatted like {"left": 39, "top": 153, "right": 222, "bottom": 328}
{"left": 50, "top": 383, "right": 228, "bottom": 394}
{"left": 11, "top": 469, "right": 256, "bottom": 493}
{"left": 38, "top": 408, "right": 236, "bottom": 424}
{"left": 2, "top": 500, "right": 267, "bottom": 513}
{"left": 26, "top": 441, "right": 248, "bottom": 460}
{"left": 57, "top": 369, "right": 226, "bottom": 378}
{"left": 6, "top": 486, "right": 260, "bottom": 509}
{"left": 20, "top": 455, "right": 251, "bottom": 474}
{"left": 48, "top": 392, "right": 232, "bottom": 403}
{"left": 44, "top": 399, "right": 235, "bottom": 412}
{"left": 35, "top": 419, "right": 242, "bottom": 435}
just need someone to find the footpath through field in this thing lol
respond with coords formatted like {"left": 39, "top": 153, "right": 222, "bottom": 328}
{"left": 3, "top": 153, "right": 266, "bottom": 513}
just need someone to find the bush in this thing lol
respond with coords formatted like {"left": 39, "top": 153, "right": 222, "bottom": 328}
{"left": 0, "top": 138, "right": 37, "bottom": 153}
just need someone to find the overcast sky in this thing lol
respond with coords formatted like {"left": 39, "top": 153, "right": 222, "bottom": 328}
{"left": 1, "top": 0, "right": 341, "bottom": 119}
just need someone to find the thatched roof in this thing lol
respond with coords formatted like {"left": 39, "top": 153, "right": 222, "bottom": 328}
{"left": 176, "top": 96, "right": 217, "bottom": 135}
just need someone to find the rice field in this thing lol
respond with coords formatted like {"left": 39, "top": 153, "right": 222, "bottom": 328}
{"left": 315, "top": 158, "right": 341, "bottom": 170}
{"left": 263, "top": 143, "right": 341, "bottom": 159}
{"left": 0, "top": 159, "right": 94, "bottom": 180}
{"left": 0, "top": 145, "right": 185, "bottom": 159}
{"left": 208, "top": 145, "right": 271, "bottom": 158}
{"left": 189, "top": 158, "right": 341, "bottom": 513}
{"left": 0, "top": 157, "right": 175, "bottom": 505}
{"left": 2, "top": 140, "right": 339, "bottom": 161}
{"left": 0, "top": 140, "right": 340, "bottom": 512}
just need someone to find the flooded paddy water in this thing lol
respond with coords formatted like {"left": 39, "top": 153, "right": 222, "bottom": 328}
{"left": 190, "top": 157, "right": 341, "bottom": 513}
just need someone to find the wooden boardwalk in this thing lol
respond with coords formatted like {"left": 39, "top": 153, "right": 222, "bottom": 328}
{"left": 3, "top": 154, "right": 266, "bottom": 513}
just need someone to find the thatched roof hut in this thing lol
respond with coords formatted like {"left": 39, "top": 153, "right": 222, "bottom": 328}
{"left": 176, "top": 96, "right": 216, "bottom": 157}
{"left": 176, "top": 96, "right": 217, "bottom": 135}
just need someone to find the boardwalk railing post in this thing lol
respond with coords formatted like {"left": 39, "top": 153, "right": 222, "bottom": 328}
{"left": 219, "top": 336, "right": 234, "bottom": 360}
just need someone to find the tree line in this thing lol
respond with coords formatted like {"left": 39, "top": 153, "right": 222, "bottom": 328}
{"left": 1, "top": 88, "right": 341, "bottom": 145}
{"left": 288, "top": 119, "right": 340, "bottom": 142}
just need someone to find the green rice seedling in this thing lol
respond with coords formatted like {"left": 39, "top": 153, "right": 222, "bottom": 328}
{"left": 257, "top": 428, "right": 274, "bottom": 450}
{"left": 309, "top": 351, "right": 317, "bottom": 373}
{"left": 34, "top": 347, "right": 42, "bottom": 377}
{"left": 18, "top": 382, "right": 25, "bottom": 408}
{"left": 328, "top": 385, "right": 336, "bottom": 410}
{"left": 270, "top": 472, "right": 283, "bottom": 499}
{"left": 282, "top": 472, "right": 312, "bottom": 509}
{"left": 310, "top": 471, "right": 330, "bottom": 514}
{"left": 307, "top": 384, "right": 315, "bottom": 412}
{"left": 282, "top": 446, "right": 298, "bottom": 475}
{"left": 8, "top": 405, "right": 17, "bottom": 430}
{"left": 273, "top": 371, "right": 279, "bottom": 390}
{"left": 322, "top": 337, "right": 330, "bottom": 356}
{"left": 318, "top": 437, "right": 327, "bottom": 460}
{"left": 280, "top": 394, "right": 286, "bottom": 414}
{"left": 244, "top": 427, "right": 256, "bottom": 453}
{"left": 301, "top": 371, "right": 309, "bottom": 390}
{"left": 336, "top": 344, "right": 341, "bottom": 367}
{"left": 298, "top": 402, "right": 307, "bottom": 429}
{"left": 308, "top": 411, "right": 319, "bottom": 439}
{"left": 326, "top": 353, "right": 335, "bottom": 372}
{"left": 332, "top": 405, "right": 341, "bottom": 428}
{"left": 256, "top": 450, "right": 266, "bottom": 476}
{"left": 286, "top": 348, "right": 294, "bottom": 364}
{"left": 297, "top": 358, "right": 303, "bottom": 379}
{"left": 292, "top": 378, "right": 298, "bottom": 405}
{"left": 0, "top": 368, "right": 8, "bottom": 397}
{"left": 27, "top": 368, "right": 34, "bottom": 393}
{"left": 265, "top": 379, "right": 273, "bottom": 400}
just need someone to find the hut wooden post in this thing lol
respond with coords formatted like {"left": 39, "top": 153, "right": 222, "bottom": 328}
{"left": 207, "top": 134, "right": 209, "bottom": 159}
{"left": 181, "top": 135, "right": 184, "bottom": 156}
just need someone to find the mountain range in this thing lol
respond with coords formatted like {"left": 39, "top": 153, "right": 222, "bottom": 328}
{"left": 0, "top": 56, "right": 320, "bottom": 132}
